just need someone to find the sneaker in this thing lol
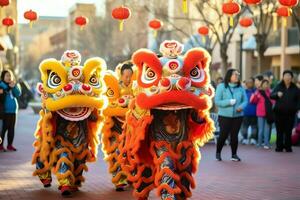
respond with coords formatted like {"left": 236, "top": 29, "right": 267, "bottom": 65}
{"left": 60, "top": 186, "right": 72, "bottom": 196}
{"left": 231, "top": 155, "right": 241, "bottom": 162}
{"left": 263, "top": 145, "right": 270, "bottom": 150}
{"left": 215, "top": 153, "right": 222, "bottom": 161}
{"left": 242, "top": 139, "right": 247, "bottom": 145}
{"left": 7, "top": 145, "right": 17, "bottom": 151}
{"left": 285, "top": 148, "right": 293, "bottom": 153}
{"left": 250, "top": 139, "right": 257, "bottom": 145}
{"left": 0, "top": 145, "right": 6, "bottom": 152}
{"left": 40, "top": 179, "right": 52, "bottom": 188}
{"left": 115, "top": 184, "right": 127, "bottom": 192}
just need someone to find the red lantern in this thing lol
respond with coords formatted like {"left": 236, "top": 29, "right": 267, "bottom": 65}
{"left": 243, "top": 0, "right": 262, "bottom": 4}
{"left": 198, "top": 26, "right": 209, "bottom": 35}
{"left": 222, "top": 1, "right": 241, "bottom": 27}
{"left": 2, "top": 17, "right": 15, "bottom": 33}
{"left": 111, "top": 6, "right": 131, "bottom": 31}
{"left": 149, "top": 19, "right": 163, "bottom": 37}
{"left": 278, "top": 0, "right": 299, "bottom": 7}
{"left": 24, "top": 10, "right": 38, "bottom": 28}
{"left": 277, "top": 6, "right": 291, "bottom": 27}
{"left": 239, "top": 17, "right": 253, "bottom": 27}
{"left": 75, "top": 16, "right": 89, "bottom": 30}
{"left": 0, "top": 0, "right": 10, "bottom": 7}
{"left": 198, "top": 26, "right": 209, "bottom": 44}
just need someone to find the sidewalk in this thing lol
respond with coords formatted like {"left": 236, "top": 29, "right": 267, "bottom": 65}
{"left": 0, "top": 108, "right": 299, "bottom": 200}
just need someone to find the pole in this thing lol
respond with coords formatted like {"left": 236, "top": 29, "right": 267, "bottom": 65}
{"left": 240, "top": 33, "right": 243, "bottom": 80}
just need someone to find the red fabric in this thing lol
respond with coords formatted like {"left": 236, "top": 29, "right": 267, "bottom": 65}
{"left": 132, "top": 49, "right": 162, "bottom": 88}
{"left": 182, "top": 49, "right": 210, "bottom": 88}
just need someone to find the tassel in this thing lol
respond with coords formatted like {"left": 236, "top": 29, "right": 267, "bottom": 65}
{"left": 282, "top": 17, "right": 287, "bottom": 27}
{"left": 182, "top": 0, "right": 188, "bottom": 14}
{"left": 30, "top": 21, "right": 33, "bottom": 28}
{"left": 153, "top": 30, "right": 157, "bottom": 38}
{"left": 202, "top": 36, "right": 206, "bottom": 44}
{"left": 229, "top": 16, "right": 234, "bottom": 27}
{"left": 273, "top": 13, "right": 277, "bottom": 31}
{"left": 119, "top": 20, "right": 124, "bottom": 31}
{"left": 80, "top": 26, "right": 84, "bottom": 31}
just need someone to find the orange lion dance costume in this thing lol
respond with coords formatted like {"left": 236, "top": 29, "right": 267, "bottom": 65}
{"left": 101, "top": 63, "right": 134, "bottom": 191}
{"left": 119, "top": 40, "right": 215, "bottom": 200}
{"left": 32, "top": 50, "right": 107, "bottom": 196}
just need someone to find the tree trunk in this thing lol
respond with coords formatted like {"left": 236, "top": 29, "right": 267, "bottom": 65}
{"left": 255, "top": 34, "right": 267, "bottom": 74}
{"left": 257, "top": 50, "right": 264, "bottom": 74}
{"left": 220, "top": 43, "right": 229, "bottom": 76}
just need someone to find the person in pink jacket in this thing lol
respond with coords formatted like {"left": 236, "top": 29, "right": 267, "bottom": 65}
{"left": 250, "top": 79, "right": 274, "bottom": 149}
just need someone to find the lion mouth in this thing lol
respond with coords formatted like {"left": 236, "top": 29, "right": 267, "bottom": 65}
{"left": 57, "top": 107, "right": 93, "bottom": 121}
{"left": 136, "top": 90, "right": 210, "bottom": 111}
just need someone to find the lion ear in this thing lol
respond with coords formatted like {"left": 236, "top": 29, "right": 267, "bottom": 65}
{"left": 183, "top": 48, "right": 211, "bottom": 73}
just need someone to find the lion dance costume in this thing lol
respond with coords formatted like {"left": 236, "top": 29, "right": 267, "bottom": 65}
{"left": 119, "top": 40, "right": 215, "bottom": 200}
{"left": 32, "top": 50, "right": 107, "bottom": 196}
{"left": 101, "top": 63, "right": 134, "bottom": 191}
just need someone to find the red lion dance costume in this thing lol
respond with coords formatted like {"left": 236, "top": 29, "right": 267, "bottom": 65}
{"left": 119, "top": 40, "right": 215, "bottom": 200}
{"left": 32, "top": 50, "right": 107, "bottom": 196}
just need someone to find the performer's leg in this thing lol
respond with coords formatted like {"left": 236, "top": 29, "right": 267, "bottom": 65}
{"left": 175, "top": 141, "right": 198, "bottom": 200}
{"left": 153, "top": 144, "right": 181, "bottom": 200}
{"left": 56, "top": 152, "right": 75, "bottom": 196}
{"left": 134, "top": 166, "right": 153, "bottom": 200}
{"left": 36, "top": 158, "right": 52, "bottom": 187}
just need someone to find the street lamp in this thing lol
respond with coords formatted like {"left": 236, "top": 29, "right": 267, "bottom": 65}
{"left": 237, "top": 27, "right": 244, "bottom": 80}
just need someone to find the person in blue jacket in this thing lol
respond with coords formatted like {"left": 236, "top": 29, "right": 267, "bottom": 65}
{"left": 214, "top": 69, "right": 248, "bottom": 162}
{"left": 0, "top": 69, "right": 21, "bottom": 152}
{"left": 241, "top": 77, "right": 258, "bottom": 145}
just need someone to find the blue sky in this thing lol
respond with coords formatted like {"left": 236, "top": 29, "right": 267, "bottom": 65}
{"left": 18, "top": 0, "right": 104, "bottom": 23}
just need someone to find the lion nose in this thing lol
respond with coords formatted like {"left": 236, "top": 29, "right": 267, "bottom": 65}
{"left": 159, "top": 77, "right": 171, "bottom": 92}
{"left": 63, "top": 83, "right": 73, "bottom": 94}
{"left": 176, "top": 77, "right": 191, "bottom": 91}
{"left": 80, "top": 84, "right": 92, "bottom": 94}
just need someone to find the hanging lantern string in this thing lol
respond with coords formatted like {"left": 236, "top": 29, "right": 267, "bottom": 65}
{"left": 119, "top": 20, "right": 124, "bottom": 31}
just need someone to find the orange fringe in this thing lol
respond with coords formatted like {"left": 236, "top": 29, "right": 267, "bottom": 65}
{"left": 56, "top": 170, "right": 75, "bottom": 185}
{"left": 132, "top": 184, "right": 155, "bottom": 199}
{"left": 156, "top": 183, "right": 182, "bottom": 197}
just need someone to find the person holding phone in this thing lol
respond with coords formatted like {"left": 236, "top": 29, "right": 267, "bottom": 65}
{"left": 215, "top": 69, "right": 248, "bottom": 161}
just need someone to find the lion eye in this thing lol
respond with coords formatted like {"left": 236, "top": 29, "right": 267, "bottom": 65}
{"left": 48, "top": 71, "right": 61, "bottom": 88}
{"left": 89, "top": 74, "right": 101, "bottom": 88}
{"left": 106, "top": 88, "right": 114, "bottom": 97}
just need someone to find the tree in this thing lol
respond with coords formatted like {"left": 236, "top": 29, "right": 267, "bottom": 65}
{"left": 292, "top": 5, "right": 300, "bottom": 48}
{"left": 245, "top": 0, "right": 278, "bottom": 74}
{"left": 144, "top": 0, "right": 244, "bottom": 74}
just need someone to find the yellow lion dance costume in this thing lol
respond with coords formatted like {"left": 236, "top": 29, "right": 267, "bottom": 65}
{"left": 101, "top": 62, "right": 134, "bottom": 191}
{"left": 118, "top": 40, "right": 215, "bottom": 200}
{"left": 32, "top": 50, "right": 107, "bottom": 196}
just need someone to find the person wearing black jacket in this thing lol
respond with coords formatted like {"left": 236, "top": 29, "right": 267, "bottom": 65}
{"left": 270, "top": 70, "right": 300, "bottom": 152}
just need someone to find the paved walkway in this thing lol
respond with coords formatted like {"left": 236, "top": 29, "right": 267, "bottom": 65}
{"left": 0, "top": 109, "right": 299, "bottom": 200}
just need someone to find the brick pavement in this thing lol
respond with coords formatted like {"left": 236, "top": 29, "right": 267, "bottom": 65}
{"left": 0, "top": 108, "right": 299, "bottom": 200}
